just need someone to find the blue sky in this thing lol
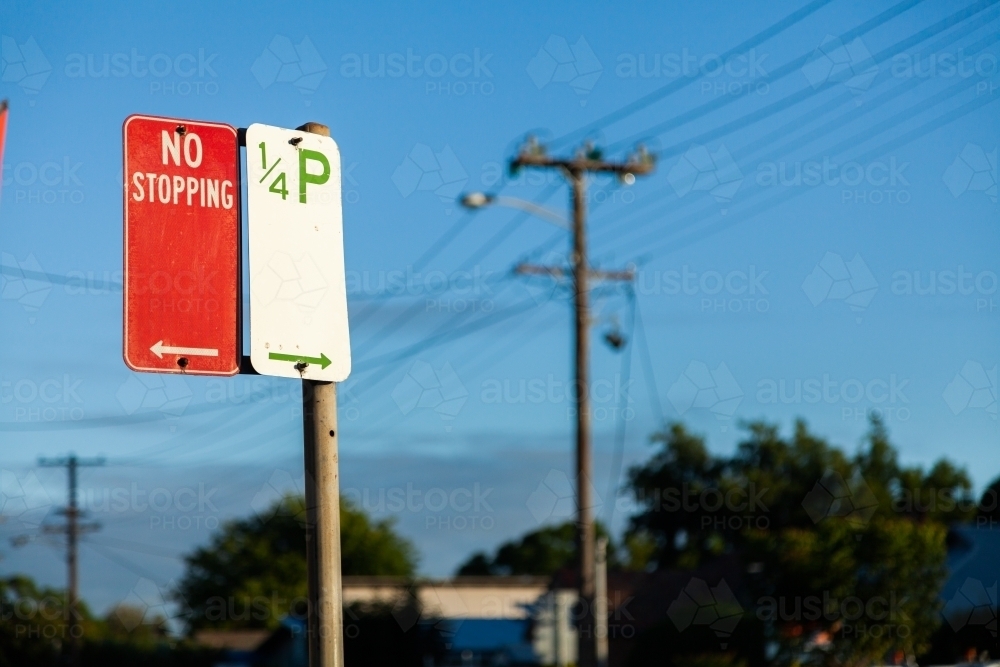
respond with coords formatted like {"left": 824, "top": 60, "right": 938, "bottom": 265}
{"left": 0, "top": 0, "right": 998, "bottom": 616}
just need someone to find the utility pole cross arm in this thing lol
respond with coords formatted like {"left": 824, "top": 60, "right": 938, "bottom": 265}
{"left": 515, "top": 263, "right": 635, "bottom": 282}
{"left": 511, "top": 153, "right": 655, "bottom": 176}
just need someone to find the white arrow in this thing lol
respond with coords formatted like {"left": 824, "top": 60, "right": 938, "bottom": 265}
{"left": 150, "top": 340, "right": 219, "bottom": 359}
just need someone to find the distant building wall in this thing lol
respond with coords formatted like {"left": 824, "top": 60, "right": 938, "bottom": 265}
{"left": 342, "top": 576, "right": 551, "bottom": 619}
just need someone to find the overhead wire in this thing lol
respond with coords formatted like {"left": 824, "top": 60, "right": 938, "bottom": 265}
{"left": 343, "top": 0, "right": 894, "bottom": 361}
{"left": 598, "top": 22, "right": 1000, "bottom": 260}
{"left": 350, "top": 184, "right": 562, "bottom": 359}
{"left": 603, "top": 287, "right": 637, "bottom": 527}
{"left": 586, "top": 1, "right": 1000, "bottom": 251}
{"left": 548, "top": 0, "right": 841, "bottom": 149}
{"left": 634, "top": 89, "right": 999, "bottom": 263}
{"left": 346, "top": 300, "right": 568, "bottom": 441}
{"left": 0, "top": 3, "right": 878, "bottom": 442}
{"left": 634, "top": 296, "right": 666, "bottom": 427}
{"left": 604, "top": 0, "right": 942, "bottom": 153}
{"left": 343, "top": 4, "right": 1000, "bottom": 417}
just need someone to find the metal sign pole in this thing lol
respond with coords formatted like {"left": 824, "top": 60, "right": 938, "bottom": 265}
{"left": 303, "top": 379, "right": 343, "bottom": 667}
{"left": 298, "top": 121, "right": 344, "bottom": 667}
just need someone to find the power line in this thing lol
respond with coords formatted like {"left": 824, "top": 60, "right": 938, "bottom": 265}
{"left": 351, "top": 292, "right": 541, "bottom": 396}
{"left": 351, "top": 211, "right": 476, "bottom": 325}
{"left": 634, "top": 297, "right": 666, "bottom": 427}
{"left": 548, "top": 0, "right": 840, "bottom": 149}
{"left": 582, "top": 3, "right": 999, "bottom": 252}
{"left": 591, "top": 22, "right": 996, "bottom": 252}
{"left": 603, "top": 288, "right": 637, "bottom": 528}
{"left": 351, "top": 180, "right": 560, "bottom": 337}
{"left": 82, "top": 540, "right": 171, "bottom": 585}
{"left": 346, "top": 68, "right": 1000, "bottom": 438}
{"left": 456, "top": 184, "right": 562, "bottom": 271}
{"left": 345, "top": 302, "right": 567, "bottom": 442}
{"left": 628, "top": 1, "right": 998, "bottom": 162}
{"left": 593, "top": 18, "right": 1000, "bottom": 261}
{"left": 598, "top": 56, "right": 996, "bottom": 259}
{"left": 604, "top": 0, "right": 936, "bottom": 153}
{"left": 350, "top": 185, "right": 561, "bottom": 357}
{"left": 342, "top": 0, "right": 839, "bottom": 350}
{"left": 354, "top": 3, "right": 782, "bottom": 347}
{"left": 633, "top": 88, "right": 999, "bottom": 262}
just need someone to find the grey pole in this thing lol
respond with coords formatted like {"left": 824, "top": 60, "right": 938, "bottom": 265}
{"left": 298, "top": 121, "right": 345, "bottom": 667}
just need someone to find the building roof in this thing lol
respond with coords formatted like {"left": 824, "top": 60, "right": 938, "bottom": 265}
{"left": 193, "top": 629, "right": 270, "bottom": 651}
{"left": 342, "top": 575, "right": 551, "bottom": 588}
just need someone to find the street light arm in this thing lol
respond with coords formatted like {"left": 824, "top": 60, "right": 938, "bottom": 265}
{"left": 458, "top": 192, "right": 569, "bottom": 229}
{"left": 492, "top": 196, "right": 569, "bottom": 229}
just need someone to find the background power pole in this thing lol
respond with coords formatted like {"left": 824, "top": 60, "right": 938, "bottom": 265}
{"left": 38, "top": 454, "right": 104, "bottom": 667}
{"left": 297, "top": 121, "right": 345, "bottom": 667}
{"left": 595, "top": 537, "right": 609, "bottom": 667}
{"left": 511, "top": 140, "right": 653, "bottom": 667}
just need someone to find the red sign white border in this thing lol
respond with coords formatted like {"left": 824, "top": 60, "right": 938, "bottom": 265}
{"left": 122, "top": 113, "right": 242, "bottom": 376}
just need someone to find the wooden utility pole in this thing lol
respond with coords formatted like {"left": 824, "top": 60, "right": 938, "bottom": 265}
{"left": 296, "top": 121, "right": 346, "bottom": 667}
{"left": 39, "top": 454, "right": 104, "bottom": 667}
{"left": 595, "top": 537, "right": 609, "bottom": 667}
{"left": 511, "top": 141, "right": 653, "bottom": 667}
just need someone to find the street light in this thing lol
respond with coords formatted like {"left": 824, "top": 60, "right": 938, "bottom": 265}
{"left": 459, "top": 191, "right": 493, "bottom": 208}
{"left": 459, "top": 192, "right": 570, "bottom": 229}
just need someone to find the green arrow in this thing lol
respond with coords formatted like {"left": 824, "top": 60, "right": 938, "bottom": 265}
{"left": 268, "top": 352, "right": 331, "bottom": 369}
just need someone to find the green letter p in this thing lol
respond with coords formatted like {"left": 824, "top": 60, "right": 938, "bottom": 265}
{"left": 299, "top": 149, "right": 330, "bottom": 203}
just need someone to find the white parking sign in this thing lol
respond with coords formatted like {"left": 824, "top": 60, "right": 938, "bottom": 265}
{"left": 246, "top": 123, "right": 351, "bottom": 381}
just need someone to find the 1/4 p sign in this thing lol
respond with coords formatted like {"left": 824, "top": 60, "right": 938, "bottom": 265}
{"left": 123, "top": 114, "right": 240, "bottom": 375}
{"left": 246, "top": 123, "right": 350, "bottom": 382}
{"left": 257, "top": 136, "right": 330, "bottom": 203}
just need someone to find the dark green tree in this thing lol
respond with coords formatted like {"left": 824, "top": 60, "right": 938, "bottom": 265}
{"left": 0, "top": 576, "right": 76, "bottom": 667}
{"left": 0, "top": 574, "right": 219, "bottom": 667}
{"left": 977, "top": 475, "right": 1000, "bottom": 526}
{"left": 456, "top": 521, "right": 619, "bottom": 576}
{"left": 626, "top": 417, "right": 975, "bottom": 667}
{"left": 626, "top": 422, "right": 730, "bottom": 569}
{"left": 177, "top": 494, "right": 417, "bottom": 631}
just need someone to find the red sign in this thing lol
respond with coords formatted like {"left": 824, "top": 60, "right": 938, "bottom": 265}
{"left": 0, "top": 100, "right": 8, "bottom": 193}
{"left": 123, "top": 114, "right": 240, "bottom": 375}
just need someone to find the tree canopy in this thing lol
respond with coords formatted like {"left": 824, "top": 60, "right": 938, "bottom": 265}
{"left": 176, "top": 494, "right": 416, "bottom": 631}
{"left": 455, "top": 521, "right": 622, "bottom": 577}
{"left": 0, "top": 575, "right": 214, "bottom": 667}
{"left": 626, "top": 418, "right": 977, "bottom": 667}
{"left": 977, "top": 474, "right": 1000, "bottom": 526}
